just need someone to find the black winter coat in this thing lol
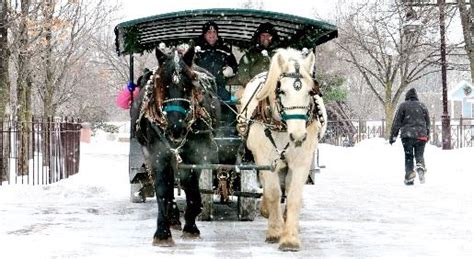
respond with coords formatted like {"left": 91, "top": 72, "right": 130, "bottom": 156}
{"left": 195, "top": 37, "right": 238, "bottom": 100}
{"left": 390, "top": 88, "right": 430, "bottom": 140}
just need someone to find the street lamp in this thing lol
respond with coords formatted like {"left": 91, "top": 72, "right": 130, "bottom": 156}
{"left": 402, "top": 0, "right": 452, "bottom": 149}
{"left": 438, "top": 0, "right": 451, "bottom": 149}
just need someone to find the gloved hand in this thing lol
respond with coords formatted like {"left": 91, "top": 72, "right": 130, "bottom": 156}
{"left": 127, "top": 81, "right": 136, "bottom": 92}
{"left": 222, "top": 66, "right": 234, "bottom": 78}
{"left": 389, "top": 137, "right": 396, "bottom": 145}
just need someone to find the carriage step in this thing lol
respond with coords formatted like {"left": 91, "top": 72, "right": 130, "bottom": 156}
{"left": 199, "top": 189, "right": 262, "bottom": 198}
{"left": 179, "top": 164, "right": 273, "bottom": 171}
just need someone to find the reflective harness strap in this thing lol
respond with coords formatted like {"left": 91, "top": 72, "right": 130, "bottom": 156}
{"left": 281, "top": 113, "right": 308, "bottom": 121}
{"left": 163, "top": 105, "right": 188, "bottom": 115}
{"left": 162, "top": 97, "right": 191, "bottom": 116}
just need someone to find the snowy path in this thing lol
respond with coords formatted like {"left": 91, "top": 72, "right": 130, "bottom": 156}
{"left": 0, "top": 139, "right": 472, "bottom": 258}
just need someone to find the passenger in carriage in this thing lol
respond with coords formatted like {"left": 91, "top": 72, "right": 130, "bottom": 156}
{"left": 195, "top": 21, "right": 238, "bottom": 101}
{"left": 195, "top": 21, "right": 238, "bottom": 125}
{"left": 235, "top": 22, "right": 280, "bottom": 87}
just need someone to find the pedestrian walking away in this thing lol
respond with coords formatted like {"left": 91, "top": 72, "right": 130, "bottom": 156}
{"left": 389, "top": 88, "right": 430, "bottom": 185}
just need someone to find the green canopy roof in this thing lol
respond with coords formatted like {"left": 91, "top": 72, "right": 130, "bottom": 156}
{"left": 114, "top": 8, "right": 338, "bottom": 55}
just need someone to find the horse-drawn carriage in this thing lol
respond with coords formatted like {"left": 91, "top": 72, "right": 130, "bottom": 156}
{"left": 115, "top": 8, "right": 337, "bottom": 250}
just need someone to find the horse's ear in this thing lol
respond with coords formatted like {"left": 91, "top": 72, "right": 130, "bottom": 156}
{"left": 303, "top": 51, "right": 316, "bottom": 76}
{"left": 155, "top": 47, "right": 168, "bottom": 66}
{"left": 183, "top": 45, "right": 195, "bottom": 67}
{"left": 256, "top": 51, "right": 283, "bottom": 100}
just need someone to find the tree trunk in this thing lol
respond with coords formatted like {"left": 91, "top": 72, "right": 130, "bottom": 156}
{"left": 16, "top": 0, "right": 32, "bottom": 176}
{"left": 383, "top": 82, "right": 395, "bottom": 139}
{"left": 42, "top": 0, "right": 55, "bottom": 119}
{"left": 0, "top": 0, "right": 8, "bottom": 182}
{"left": 457, "top": 0, "right": 473, "bottom": 82}
{"left": 0, "top": 0, "right": 9, "bottom": 117}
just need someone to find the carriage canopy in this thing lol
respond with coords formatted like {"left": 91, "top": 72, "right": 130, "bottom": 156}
{"left": 114, "top": 8, "right": 338, "bottom": 56}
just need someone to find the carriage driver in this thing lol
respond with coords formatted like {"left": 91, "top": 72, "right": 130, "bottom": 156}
{"left": 235, "top": 22, "right": 280, "bottom": 87}
{"left": 195, "top": 21, "right": 238, "bottom": 124}
{"left": 195, "top": 21, "right": 238, "bottom": 101}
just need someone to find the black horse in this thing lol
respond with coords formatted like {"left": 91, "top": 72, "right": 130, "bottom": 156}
{"left": 131, "top": 46, "right": 218, "bottom": 246}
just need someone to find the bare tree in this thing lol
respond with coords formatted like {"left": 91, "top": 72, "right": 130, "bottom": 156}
{"left": 0, "top": 0, "right": 8, "bottom": 182}
{"left": 34, "top": 0, "right": 120, "bottom": 118}
{"left": 457, "top": 0, "right": 473, "bottom": 82}
{"left": 336, "top": 0, "right": 458, "bottom": 137}
{"left": 64, "top": 25, "right": 156, "bottom": 122}
{"left": 0, "top": 0, "right": 9, "bottom": 117}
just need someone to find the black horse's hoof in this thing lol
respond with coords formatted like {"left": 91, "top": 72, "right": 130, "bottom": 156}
{"left": 182, "top": 224, "right": 200, "bottom": 239}
{"left": 152, "top": 237, "right": 175, "bottom": 247}
{"left": 181, "top": 231, "right": 201, "bottom": 240}
{"left": 170, "top": 220, "right": 182, "bottom": 231}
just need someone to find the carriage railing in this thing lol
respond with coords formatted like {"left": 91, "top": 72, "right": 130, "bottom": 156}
{"left": 322, "top": 117, "right": 474, "bottom": 149}
{"left": 0, "top": 116, "right": 81, "bottom": 185}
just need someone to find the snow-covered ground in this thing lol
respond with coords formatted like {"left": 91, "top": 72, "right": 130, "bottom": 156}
{"left": 0, "top": 137, "right": 472, "bottom": 258}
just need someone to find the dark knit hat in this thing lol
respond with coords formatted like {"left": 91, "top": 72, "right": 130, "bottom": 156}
{"left": 202, "top": 21, "right": 219, "bottom": 34}
{"left": 253, "top": 22, "right": 279, "bottom": 43}
{"left": 405, "top": 88, "right": 419, "bottom": 101}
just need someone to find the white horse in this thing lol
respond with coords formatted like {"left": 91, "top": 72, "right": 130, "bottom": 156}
{"left": 238, "top": 48, "right": 327, "bottom": 251}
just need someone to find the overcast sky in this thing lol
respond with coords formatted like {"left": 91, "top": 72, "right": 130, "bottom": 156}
{"left": 118, "top": 0, "right": 338, "bottom": 23}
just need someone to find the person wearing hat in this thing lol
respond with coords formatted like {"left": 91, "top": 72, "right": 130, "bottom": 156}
{"left": 235, "top": 22, "right": 280, "bottom": 87}
{"left": 195, "top": 21, "right": 238, "bottom": 101}
{"left": 195, "top": 21, "right": 238, "bottom": 125}
{"left": 389, "top": 88, "right": 430, "bottom": 185}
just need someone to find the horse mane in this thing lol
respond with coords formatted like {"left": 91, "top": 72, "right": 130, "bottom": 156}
{"left": 138, "top": 67, "right": 167, "bottom": 127}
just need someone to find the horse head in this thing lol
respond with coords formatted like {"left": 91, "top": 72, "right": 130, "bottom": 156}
{"left": 256, "top": 48, "right": 320, "bottom": 147}
{"left": 154, "top": 46, "right": 200, "bottom": 143}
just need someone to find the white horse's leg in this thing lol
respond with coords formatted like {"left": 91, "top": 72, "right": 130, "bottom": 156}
{"left": 260, "top": 169, "right": 284, "bottom": 242}
{"left": 279, "top": 165, "right": 308, "bottom": 250}
{"left": 247, "top": 124, "right": 284, "bottom": 243}
{"left": 279, "top": 125, "right": 319, "bottom": 251}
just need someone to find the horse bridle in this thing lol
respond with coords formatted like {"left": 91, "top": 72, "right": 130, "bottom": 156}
{"left": 276, "top": 61, "right": 312, "bottom": 122}
{"left": 162, "top": 97, "right": 193, "bottom": 117}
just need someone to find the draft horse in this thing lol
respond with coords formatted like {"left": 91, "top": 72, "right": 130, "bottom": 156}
{"left": 131, "top": 46, "right": 218, "bottom": 246}
{"left": 238, "top": 48, "right": 327, "bottom": 251}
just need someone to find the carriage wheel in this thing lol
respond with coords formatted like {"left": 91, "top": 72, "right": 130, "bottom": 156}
{"left": 198, "top": 169, "right": 214, "bottom": 221}
{"left": 238, "top": 169, "right": 258, "bottom": 221}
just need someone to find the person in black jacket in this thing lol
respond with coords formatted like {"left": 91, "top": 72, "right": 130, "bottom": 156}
{"left": 390, "top": 88, "right": 430, "bottom": 185}
{"left": 195, "top": 21, "right": 238, "bottom": 125}
{"left": 235, "top": 22, "right": 280, "bottom": 87}
{"left": 195, "top": 21, "right": 238, "bottom": 101}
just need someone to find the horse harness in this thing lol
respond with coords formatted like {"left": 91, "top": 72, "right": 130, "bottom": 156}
{"left": 241, "top": 60, "right": 325, "bottom": 162}
{"left": 135, "top": 66, "right": 214, "bottom": 164}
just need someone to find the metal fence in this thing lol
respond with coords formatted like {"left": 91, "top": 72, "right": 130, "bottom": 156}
{"left": 322, "top": 117, "right": 474, "bottom": 148}
{"left": 1, "top": 116, "right": 81, "bottom": 185}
